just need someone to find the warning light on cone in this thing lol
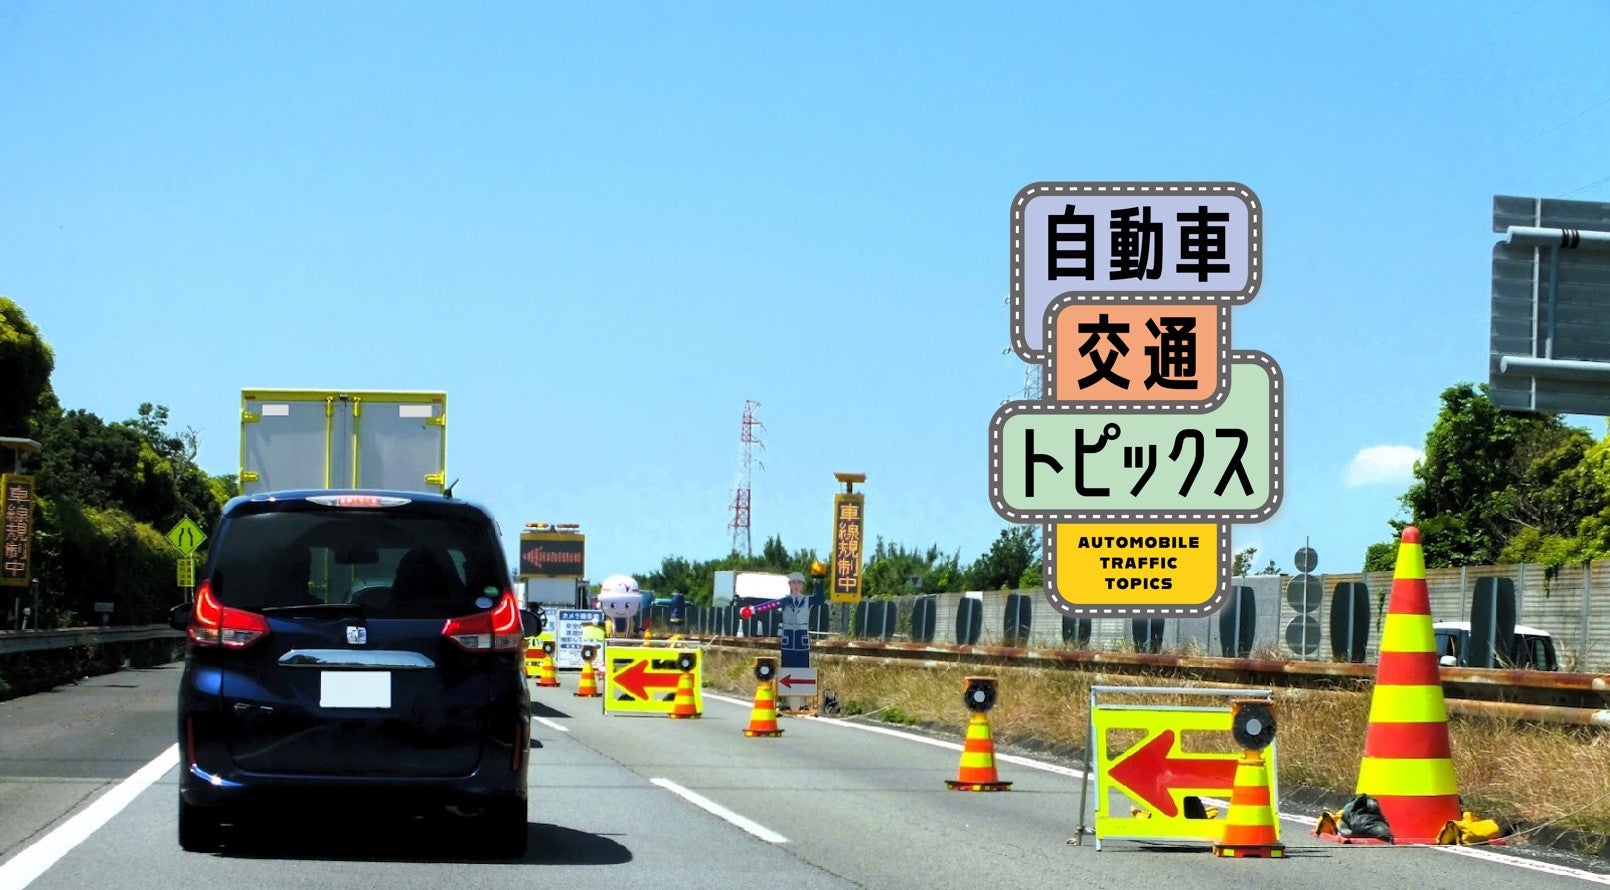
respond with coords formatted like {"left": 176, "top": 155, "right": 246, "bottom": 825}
{"left": 1231, "top": 699, "right": 1277, "bottom": 751}
{"left": 963, "top": 677, "right": 997, "bottom": 713}
{"left": 754, "top": 656, "right": 777, "bottom": 682}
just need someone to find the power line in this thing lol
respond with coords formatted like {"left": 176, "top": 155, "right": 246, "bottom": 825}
{"left": 1520, "top": 94, "right": 1610, "bottom": 147}
{"left": 1558, "top": 174, "right": 1610, "bottom": 199}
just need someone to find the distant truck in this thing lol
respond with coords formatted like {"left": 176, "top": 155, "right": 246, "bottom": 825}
{"left": 518, "top": 522, "right": 586, "bottom": 612}
{"left": 1433, "top": 621, "right": 1559, "bottom": 671}
{"left": 239, "top": 390, "right": 448, "bottom": 495}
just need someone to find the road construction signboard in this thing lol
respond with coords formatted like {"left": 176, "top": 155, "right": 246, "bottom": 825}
{"left": 519, "top": 531, "right": 585, "bottom": 578}
{"left": 603, "top": 645, "right": 703, "bottom": 716}
{"left": 991, "top": 182, "right": 1283, "bottom": 616}
{"left": 1078, "top": 685, "right": 1277, "bottom": 850}
{"left": 1, "top": 474, "right": 35, "bottom": 588}
{"left": 551, "top": 609, "right": 604, "bottom": 669}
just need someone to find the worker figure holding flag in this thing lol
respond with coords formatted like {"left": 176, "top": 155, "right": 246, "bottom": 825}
{"left": 778, "top": 568, "right": 825, "bottom": 669}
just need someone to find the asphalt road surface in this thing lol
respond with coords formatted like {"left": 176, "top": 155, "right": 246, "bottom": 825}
{"left": 2, "top": 663, "right": 1607, "bottom": 889}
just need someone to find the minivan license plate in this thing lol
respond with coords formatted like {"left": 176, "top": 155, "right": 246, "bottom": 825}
{"left": 320, "top": 671, "right": 391, "bottom": 709}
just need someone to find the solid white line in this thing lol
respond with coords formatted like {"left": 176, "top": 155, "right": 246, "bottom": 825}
{"left": 0, "top": 744, "right": 179, "bottom": 890}
{"left": 651, "top": 777, "right": 788, "bottom": 844}
{"left": 1430, "top": 842, "right": 1610, "bottom": 884}
{"left": 532, "top": 716, "right": 569, "bottom": 733}
{"left": 764, "top": 705, "right": 1610, "bottom": 884}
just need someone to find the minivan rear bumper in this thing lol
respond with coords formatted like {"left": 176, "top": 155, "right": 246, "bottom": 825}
{"left": 178, "top": 760, "right": 528, "bottom": 813}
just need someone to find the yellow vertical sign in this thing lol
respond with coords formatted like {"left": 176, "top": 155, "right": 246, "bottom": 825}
{"left": 1, "top": 474, "right": 35, "bottom": 588}
{"left": 830, "top": 493, "right": 864, "bottom": 604}
{"left": 176, "top": 558, "right": 195, "bottom": 588}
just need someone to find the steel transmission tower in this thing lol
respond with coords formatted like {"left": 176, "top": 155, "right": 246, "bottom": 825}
{"left": 729, "top": 400, "right": 765, "bottom": 557}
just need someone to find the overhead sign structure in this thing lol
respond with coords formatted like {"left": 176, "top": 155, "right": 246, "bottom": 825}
{"left": 603, "top": 646, "right": 703, "bottom": 715}
{"left": 519, "top": 531, "right": 585, "bottom": 578}
{"left": 166, "top": 517, "right": 206, "bottom": 556}
{"left": 1488, "top": 194, "right": 1610, "bottom": 415}
{"left": 992, "top": 182, "right": 1281, "bottom": 616}
{"left": 1, "top": 474, "right": 35, "bottom": 587}
{"left": 830, "top": 492, "right": 865, "bottom": 603}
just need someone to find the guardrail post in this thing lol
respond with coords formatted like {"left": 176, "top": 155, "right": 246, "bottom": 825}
{"left": 1583, "top": 561, "right": 1593, "bottom": 669}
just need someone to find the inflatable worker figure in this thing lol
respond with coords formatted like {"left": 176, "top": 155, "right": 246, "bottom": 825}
{"left": 778, "top": 571, "right": 825, "bottom": 712}
{"left": 597, "top": 574, "right": 643, "bottom": 638}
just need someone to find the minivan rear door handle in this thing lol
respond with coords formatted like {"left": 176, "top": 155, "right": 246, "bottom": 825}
{"left": 278, "top": 650, "right": 436, "bottom": 670}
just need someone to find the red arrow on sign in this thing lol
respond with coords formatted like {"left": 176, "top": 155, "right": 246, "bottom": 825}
{"left": 613, "top": 660, "right": 683, "bottom": 700}
{"left": 780, "top": 675, "right": 816, "bottom": 689}
{"left": 1107, "top": 729, "right": 1240, "bottom": 817}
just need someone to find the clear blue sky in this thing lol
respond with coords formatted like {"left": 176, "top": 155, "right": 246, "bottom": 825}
{"left": 5, "top": 1, "right": 1609, "bottom": 585}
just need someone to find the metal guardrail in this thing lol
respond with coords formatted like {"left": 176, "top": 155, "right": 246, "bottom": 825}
{"left": 705, "top": 637, "right": 1610, "bottom": 727}
{"left": 0, "top": 625, "right": 183, "bottom": 656}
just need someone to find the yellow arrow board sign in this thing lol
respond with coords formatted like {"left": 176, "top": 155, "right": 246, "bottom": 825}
{"left": 603, "top": 646, "right": 702, "bottom": 715}
{"left": 166, "top": 517, "right": 206, "bottom": 556}
{"left": 1091, "top": 703, "right": 1277, "bottom": 846}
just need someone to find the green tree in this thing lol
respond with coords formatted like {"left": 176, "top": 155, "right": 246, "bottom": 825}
{"left": 964, "top": 526, "right": 1038, "bottom": 591}
{"left": 1233, "top": 546, "right": 1257, "bottom": 576}
{"left": 860, "top": 538, "right": 963, "bottom": 597}
{"left": 0, "top": 297, "right": 55, "bottom": 437}
{"left": 1374, "top": 382, "right": 1591, "bottom": 568}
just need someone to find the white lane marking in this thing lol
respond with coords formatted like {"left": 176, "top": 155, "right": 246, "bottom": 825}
{"left": 710, "top": 693, "right": 1610, "bottom": 882}
{"left": 0, "top": 744, "right": 179, "bottom": 889}
{"left": 651, "top": 777, "right": 788, "bottom": 844}
{"left": 1428, "top": 844, "right": 1610, "bottom": 883}
{"left": 532, "top": 716, "right": 569, "bottom": 733}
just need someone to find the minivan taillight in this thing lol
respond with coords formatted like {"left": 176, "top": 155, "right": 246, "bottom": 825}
{"left": 442, "top": 591, "right": 522, "bottom": 652}
{"left": 188, "top": 580, "right": 271, "bottom": 649}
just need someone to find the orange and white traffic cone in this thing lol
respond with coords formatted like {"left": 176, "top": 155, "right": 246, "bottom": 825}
{"left": 1213, "top": 748, "right": 1285, "bottom": 858}
{"left": 574, "top": 659, "right": 601, "bottom": 698}
{"left": 945, "top": 711, "right": 1011, "bottom": 791}
{"left": 1346, "top": 525, "right": 1461, "bottom": 844}
{"left": 668, "top": 667, "right": 700, "bottom": 719}
{"left": 535, "top": 649, "right": 560, "bottom": 688}
{"left": 743, "top": 677, "right": 783, "bottom": 737}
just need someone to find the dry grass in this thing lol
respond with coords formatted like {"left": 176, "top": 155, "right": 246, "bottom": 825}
{"left": 702, "top": 649, "right": 1610, "bottom": 841}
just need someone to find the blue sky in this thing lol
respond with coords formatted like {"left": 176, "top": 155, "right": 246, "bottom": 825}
{"left": 4, "top": 1, "right": 1609, "bottom": 586}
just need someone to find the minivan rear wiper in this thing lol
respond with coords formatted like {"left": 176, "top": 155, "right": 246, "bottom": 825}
{"left": 260, "top": 603, "right": 367, "bottom": 617}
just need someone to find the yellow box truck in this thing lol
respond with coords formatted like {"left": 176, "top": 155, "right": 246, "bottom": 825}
{"left": 239, "top": 389, "right": 448, "bottom": 495}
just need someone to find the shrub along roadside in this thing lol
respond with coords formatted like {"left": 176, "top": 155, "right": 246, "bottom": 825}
{"left": 27, "top": 497, "right": 190, "bottom": 629}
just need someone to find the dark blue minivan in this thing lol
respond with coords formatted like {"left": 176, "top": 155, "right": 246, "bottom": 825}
{"left": 170, "top": 490, "right": 533, "bottom": 856}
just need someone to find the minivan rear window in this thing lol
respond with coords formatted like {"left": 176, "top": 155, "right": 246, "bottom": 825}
{"left": 208, "top": 509, "right": 506, "bottom": 619}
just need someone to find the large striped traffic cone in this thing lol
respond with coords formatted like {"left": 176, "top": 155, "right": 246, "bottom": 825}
{"left": 535, "top": 648, "right": 560, "bottom": 688}
{"left": 743, "top": 678, "right": 783, "bottom": 737}
{"left": 1351, "top": 525, "right": 1461, "bottom": 843}
{"left": 1213, "top": 748, "right": 1285, "bottom": 858}
{"left": 574, "top": 659, "right": 601, "bottom": 698}
{"left": 945, "top": 711, "right": 1012, "bottom": 791}
{"left": 668, "top": 667, "right": 700, "bottom": 719}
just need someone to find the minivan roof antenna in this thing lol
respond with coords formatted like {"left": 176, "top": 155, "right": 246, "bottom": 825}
{"left": 443, "top": 478, "right": 460, "bottom": 499}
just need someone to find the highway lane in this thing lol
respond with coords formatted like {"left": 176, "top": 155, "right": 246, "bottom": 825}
{"left": 2, "top": 663, "right": 1607, "bottom": 888}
